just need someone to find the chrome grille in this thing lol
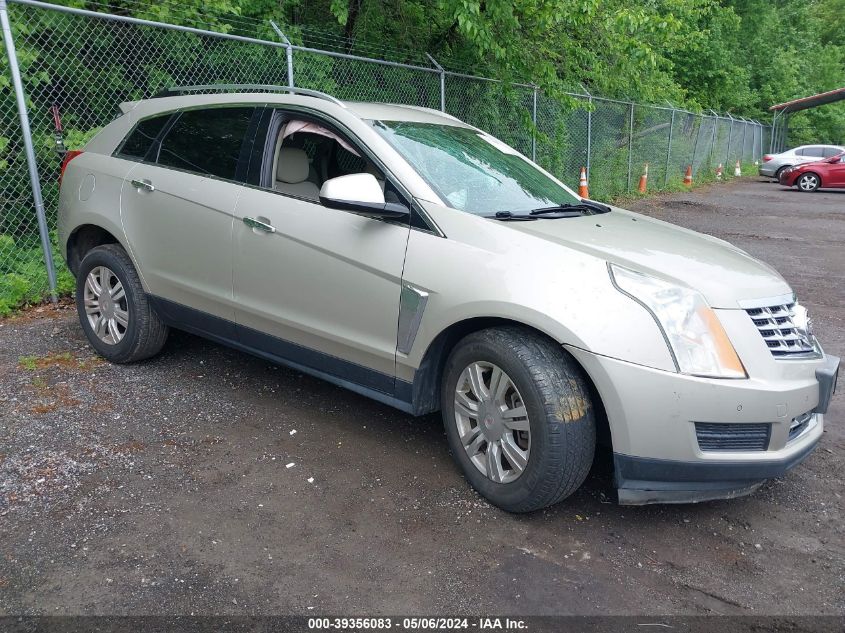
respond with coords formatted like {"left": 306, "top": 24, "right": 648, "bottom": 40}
{"left": 745, "top": 302, "right": 817, "bottom": 358}
{"left": 695, "top": 422, "right": 771, "bottom": 452}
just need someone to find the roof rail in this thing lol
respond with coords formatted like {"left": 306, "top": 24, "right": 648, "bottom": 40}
{"left": 158, "top": 84, "right": 347, "bottom": 108}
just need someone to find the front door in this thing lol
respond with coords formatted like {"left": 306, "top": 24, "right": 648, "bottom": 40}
{"left": 232, "top": 113, "right": 410, "bottom": 395}
{"left": 827, "top": 159, "right": 845, "bottom": 187}
{"left": 120, "top": 106, "right": 256, "bottom": 321}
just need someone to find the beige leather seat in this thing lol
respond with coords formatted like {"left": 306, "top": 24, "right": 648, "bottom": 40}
{"left": 275, "top": 148, "right": 320, "bottom": 199}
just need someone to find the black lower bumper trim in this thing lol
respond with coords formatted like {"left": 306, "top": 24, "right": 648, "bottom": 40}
{"left": 614, "top": 437, "right": 820, "bottom": 505}
{"left": 814, "top": 354, "right": 840, "bottom": 415}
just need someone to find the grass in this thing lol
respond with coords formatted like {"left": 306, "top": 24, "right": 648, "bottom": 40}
{"left": 606, "top": 160, "right": 760, "bottom": 205}
{"left": 0, "top": 233, "right": 75, "bottom": 316}
{"left": 18, "top": 351, "right": 104, "bottom": 371}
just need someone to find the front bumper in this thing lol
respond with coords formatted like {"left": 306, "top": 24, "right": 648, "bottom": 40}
{"left": 778, "top": 169, "right": 799, "bottom": 186}
{"left": 566, "top": 344, "right": 839, "bottom": 505}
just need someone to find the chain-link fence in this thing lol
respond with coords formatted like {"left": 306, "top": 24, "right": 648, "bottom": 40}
{"left": 0, "top": 0, "right": 773, "bottom": 310}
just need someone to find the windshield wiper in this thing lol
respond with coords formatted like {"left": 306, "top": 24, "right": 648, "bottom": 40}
{"left": 529, "top": 208, "right": 585, "bottom": 218}
{"left": 492, "top": 200, "right": 611, "bottom": 221}
{"left": 530, "top": 200, "right": 611, "bottom": 216}
{"left": 493, "top": 211, "right": 537, "bottom": 221}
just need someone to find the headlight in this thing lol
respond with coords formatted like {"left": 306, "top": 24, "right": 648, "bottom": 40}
{"left": 609, "top": 264, "right": 746, "bottom": 378}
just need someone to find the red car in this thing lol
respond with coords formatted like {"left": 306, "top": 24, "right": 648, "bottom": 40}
{"left": 778, "top": 151, "right": 845, "bottom": 192}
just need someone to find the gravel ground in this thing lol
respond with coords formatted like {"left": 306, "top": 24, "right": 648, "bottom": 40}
{"left": 0, "top": 178, "right": 842, "bottom": 616}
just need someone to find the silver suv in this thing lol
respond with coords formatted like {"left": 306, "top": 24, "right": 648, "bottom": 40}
{"left": 58, "top": 88, "right": 839, "bottom": 510}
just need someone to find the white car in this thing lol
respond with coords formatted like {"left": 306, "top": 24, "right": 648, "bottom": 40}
{"left": 760, "top": 144, "right": 845, "bottom": 179}
{"left": 57, "top": 87, "right": 839, "bottom": 510}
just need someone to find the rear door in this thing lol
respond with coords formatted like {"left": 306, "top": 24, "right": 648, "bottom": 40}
{"left": 120, "top": 106, "right": 257, "bottom": 322}
{"left": 799, "top": 146, "right": 826, "bottom": 163}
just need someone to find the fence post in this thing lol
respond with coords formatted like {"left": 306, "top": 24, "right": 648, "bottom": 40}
{"left": 691, "top": 114, "right": 701, "bottom": 176}
{"left": 769, "top": 112, "right": 777, "bottom": 153}
{"left": 627, "top": 102, "right": 634, "bottom": 191}
{"left": 725, "top": 114, "right": 734, "bottom": 166}
{"left": 664, "top": 108, "right": 675, "bottom": 188}
{"left": 739, "top": 117, "right": 748, "bottom": 164}
{"left": 425, "top": 53, "right": 445, "bottom": 112}
{"left": 0, "top": 0, "right": 57, "bottom": 303}
{"left": 782, "top": 114, "right": 789, "bottom": 152}
{"left": 269, "top": 21, "right": 294, "bottom": 88}
{"left": 531, "top": 85, "right": 537, "bottom": 162}
{"left": 582, "top": 86, "right": 592, "bottom": 180}
{"left": 709, "top": 112, "right": 717, "bottom": 172}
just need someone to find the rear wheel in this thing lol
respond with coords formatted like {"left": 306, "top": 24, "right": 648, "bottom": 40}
{"left": 441, "top": 327, "right": 596, "bottom": 513}
{"left": 797, "top": 172, "right": 820, "bottom": 192}
{"left": 774, "top": 165, "right": 790, "bottom": 181}
{"left": 76, "top": 244, "right": 169, "bottom": 363}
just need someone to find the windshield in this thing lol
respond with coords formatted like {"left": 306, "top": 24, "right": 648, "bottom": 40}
{"left": 369, "top": 120, "right": 580, "bottom": 215}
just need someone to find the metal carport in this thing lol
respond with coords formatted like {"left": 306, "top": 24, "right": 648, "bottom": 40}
{"left": 769, "top": 87, "right": 845, "bottom": 152}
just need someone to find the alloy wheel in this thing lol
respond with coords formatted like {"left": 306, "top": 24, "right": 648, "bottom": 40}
{"left": 453, "top": 361, "right": 530, "bottom": 484}
{"left": 798, "top": 174, "right": 819, "bottom": 191}
{"left": 83, "top": 265, "right": 129, "bottom": 344}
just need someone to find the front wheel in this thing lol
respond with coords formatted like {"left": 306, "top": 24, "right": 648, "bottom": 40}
{"left": 441, "top": 327, "right": 596, "bottom": 513}
{"left": 797, "top": 173, "right": 820, "bottom": 192}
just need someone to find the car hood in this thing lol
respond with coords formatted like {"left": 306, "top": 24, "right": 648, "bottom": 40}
{"left": 504, "top": 208, "right": 791, "bottom": 308}
{"left": 793, "top": 159, "right": 831, "bottom": 170}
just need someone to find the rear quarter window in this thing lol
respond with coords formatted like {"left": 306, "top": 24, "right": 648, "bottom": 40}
{"left": 116, "top": 114, "right": 171, "bottom": 160}
{"left": 156, "top": 107, "right": 255, "bottom": 181}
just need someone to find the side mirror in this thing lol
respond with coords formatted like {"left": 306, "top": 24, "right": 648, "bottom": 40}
{"left": 319, "top": 173, "right": 409, "bottom": 219}
{"left": 827, "top": 155, "right": 842, "bottom": 164}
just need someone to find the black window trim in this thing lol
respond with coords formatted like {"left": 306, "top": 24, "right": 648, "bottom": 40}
{"left": 252, "top": 105, "right": 443, "bottom": 236}
{"left": 113, "top": 111, "right": 178, "bottom": 163}
{"left": 111, "top": 102, "right": 444, "bottom": 237}
{"left": 112, "top": 104, "right": 263, "bottom": 187}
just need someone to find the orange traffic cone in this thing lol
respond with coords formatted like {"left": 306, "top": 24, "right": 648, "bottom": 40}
{"left": 578, "top": 166, "right": 589, "bottom": 198}
{"left": 734, "top": 160, "right": 741, "bottom": 177}
{"left": 638, "top": 162, "right": 649, "bottom": 193}
{"left": 716, "top": 163, "right": 723, "bottom": 180}
{"left": 683, "top": 165, "right": 693, "bottom": 186}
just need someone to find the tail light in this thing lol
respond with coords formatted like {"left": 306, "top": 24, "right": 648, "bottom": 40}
{"left": 762, "top": 155, "right": 773, "bottom": 162}
{"left": 59, "top": 150, "right": 83, "bottom": 185}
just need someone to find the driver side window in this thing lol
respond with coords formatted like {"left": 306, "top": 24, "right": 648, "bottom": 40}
{"left": 266, "top": 114, "right": 399, "bottom": 203}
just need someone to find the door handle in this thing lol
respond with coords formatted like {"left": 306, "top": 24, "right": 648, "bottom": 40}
{"left": 130, "top": 179, "right": 155, "bottom": 192}
{"left": 243, "top": 216, "right": 276, "bottom": 233}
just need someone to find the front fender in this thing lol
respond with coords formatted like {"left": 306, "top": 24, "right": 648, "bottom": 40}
{"left": 397, "top": 218, "right": 675, "bottom": 384}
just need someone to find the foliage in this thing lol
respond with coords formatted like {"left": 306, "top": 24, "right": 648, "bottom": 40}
{"left": 276, "top": 0, "right": 844, "bottom": 143}
{"left": 0, "top": 233, "right": 75, "bottom": 316}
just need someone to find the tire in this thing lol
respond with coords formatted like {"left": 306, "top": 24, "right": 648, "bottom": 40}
{"left": 441, "top": 327, "right": 596, "bottom": 513}
{"left": 797, "top": 172, "right": 820, "bottom": 192}
{"left": 774, "top": 165, "right": 790, "bottom": 181}
{"left": 75, "top": 244, "right": 169, "bottom": 363}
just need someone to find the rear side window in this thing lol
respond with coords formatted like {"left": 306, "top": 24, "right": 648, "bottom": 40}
{"left": 117, "top": 114, "right": 171, "bottom": 160}
{"left": 804, "top": 146, "right": 825, "bottom": 157}
{"left": 157, "top": 107, "right": 255, "bottom": 181}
